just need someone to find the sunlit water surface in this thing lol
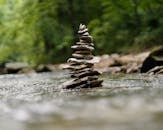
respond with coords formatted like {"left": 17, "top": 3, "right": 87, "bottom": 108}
{"left": 0, "top": 70, "right": 163, "bottom": 130}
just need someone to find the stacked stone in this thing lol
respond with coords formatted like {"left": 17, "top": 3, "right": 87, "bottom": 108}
{"left": 64, "top": 24, "right": 103, "bottom": 89}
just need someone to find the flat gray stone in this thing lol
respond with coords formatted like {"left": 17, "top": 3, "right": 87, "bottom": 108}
{"left": 71, "top": 70, "right": 100, "bottom": 78}
{"left": 75, "top": 50, "right": 91, "bottom": 55}
{"left": 72, "top": 53, "right": 93, "bottom": 60}
{"left": 70, "top": 68, "right": 93, "bottom": 74}
{"left": 63, "top": 77, "right": 89, "bottom": 89}
{"left": 78, "top": 29, "right": 88, "bottom": 34}
{"left": 63, "top": 76, "right": 102, "bottom": 89}
{"left": 71, "top": 45, "right": 94, "bottom": 51}
{"left": 64, "top": 64, "right": 90, "bottom": 71}
{"left": 82, "top": 32, "right": 89, "bottom": 36}
{"left": 80, "top": 36, "right": 93, "bottom": 43}
{"left": 76, "top": 42, "right": 94, "bottom": 47}
{"left": 67, "top": 58, "right": 96, "bottom": 65}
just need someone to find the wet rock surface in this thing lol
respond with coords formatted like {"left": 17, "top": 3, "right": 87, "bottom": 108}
{"left": 0, "top": 47, "right": 162, "bottom": 75}
{"left": 147, "top": 66, "right": 163, "bottom": 75}
{"left": 1, "top": 62, "right": 30, "bottom": 74}
{"left": 0, "top": 71, "right": 163, "bottom": 130}
{"left": 141, "top": 46, "right": 163, "bottom": 73}
{"left": 94, "top": 52, "right": 150, "bottom": 74}
{"left": 36, "top": 64, "right": 56, "bottom": 73}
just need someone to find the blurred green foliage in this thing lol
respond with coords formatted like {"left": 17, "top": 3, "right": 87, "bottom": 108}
{"left": 0, "top": 0, "right": 162, "bottom": 64}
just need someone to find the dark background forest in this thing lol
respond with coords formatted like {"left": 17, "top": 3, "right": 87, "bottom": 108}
{"left": 0, "top": 0, "right": 163, "bottom": 65}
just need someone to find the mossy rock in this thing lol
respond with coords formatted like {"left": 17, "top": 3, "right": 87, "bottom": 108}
{"left": 141, "top": 46, "right": 163, "bottom": 73}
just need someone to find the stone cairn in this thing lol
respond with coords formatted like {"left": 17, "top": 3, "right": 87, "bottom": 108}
{"left": 63, "top": 24, "right": 103, "bottom": 89}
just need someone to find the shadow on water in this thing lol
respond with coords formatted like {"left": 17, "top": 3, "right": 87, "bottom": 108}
{"left": 0, "top": 71, "right": 163, "bottom": 130}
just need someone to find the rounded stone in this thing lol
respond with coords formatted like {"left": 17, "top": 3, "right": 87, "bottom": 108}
{"left": 79, "top": 24, "right": 86, "bottom": 30}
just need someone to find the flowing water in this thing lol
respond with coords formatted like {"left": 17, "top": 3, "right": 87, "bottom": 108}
{"left": 0, "top": 70, "right": 163, "bottom": 130}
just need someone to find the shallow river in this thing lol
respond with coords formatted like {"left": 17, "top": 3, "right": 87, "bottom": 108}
{"left": 0, "top": 71, "right": 163, "bottom": 130}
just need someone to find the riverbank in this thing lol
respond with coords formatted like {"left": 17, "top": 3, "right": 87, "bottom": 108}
{"left": 0, "top": 48, "right": 162, "bottom": 75}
